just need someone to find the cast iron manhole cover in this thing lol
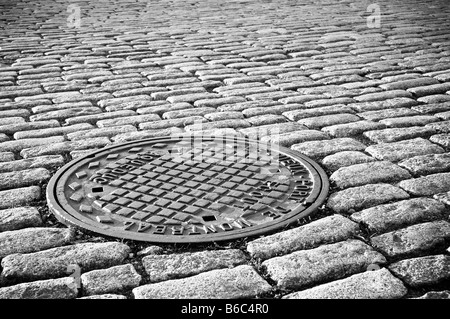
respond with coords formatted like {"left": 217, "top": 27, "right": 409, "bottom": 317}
{"left": 47, "top": 135, "right": 329, "bottom": 243}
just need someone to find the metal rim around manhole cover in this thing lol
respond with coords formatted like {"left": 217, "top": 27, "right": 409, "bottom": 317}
{"left": 47, "top": 135, "right": 329, "bottom": 243}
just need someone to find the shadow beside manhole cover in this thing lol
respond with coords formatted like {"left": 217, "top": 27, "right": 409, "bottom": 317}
{"left": 47, "top": 135, "right": 329, "bottom": 243}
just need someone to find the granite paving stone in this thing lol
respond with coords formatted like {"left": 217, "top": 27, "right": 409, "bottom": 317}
{"left": 81, "top": 264, "right": 142, "bottom": 296}
{"left": 0, "top": 207, "right": 42, "bottom": 232}
{"left": 283, "top": 268, "right": 407, "bottom": 299}
{"left": 0, "top": 152, "right": 14, "bottom": 163}
{"left": 0, "top": 136, "right": 65, "bottom": 153}
{"left": 322, "top": 121, "right": 386, "bottom": 137}
{"left": 389, "top": 255, "right": 450, "bottom": 287}
{"left": 363, "top": 126, "right": 437, "bottom": 143}
{"left": 0, "top": 227, "right": 72, "bottom": 259}
{"left": 19, "top": 137, "right": 111, "bottom": 158}
{"left": 262, "top": 240, "right": 386, "bottom": 289}
{"left": 13, "top": 123, "right": 93, "bottom": 140}
{"left": 0, "top": 168, "right": 51, "bottom": 191}
{"left": 398, "top": 153, "right": 450, "bottom": 175}
{"left": 327, "top": 183, "right": 410, "bottom": 214}
{"left": 0, "top": 277, "right": 78, "bottom": 299}
{"left": 322, "top": 151, "right": 376, "bottom": 171}
{"left": 398, "top": 172, "right": 450, "bottom": 196}
{"left": 351, "top": 198, "right": 448, "bottom": 234}
{"left": 430, "top": 134, "right": 450, "bottom": 148}
{"left": 0, "top": 242, "right": 131, "bottom": 282}
{"left": 330, "top": 161, "right": 411, "bottom": 189}
{"left": 292, "top": 138, "right": 366, "bottom": 158}
{"left": 260, "top": 130, "right": 329, "bottom": 147}
{"left": 0, "top": 186, "right": 41, "bottom": 210}
{"left": 379, "top": 115, "right": 439, "bottom": 128}
{"left": 365, "top": 138, "right": 445, "bottom": 162}
{"left": 246, "top": 214, "right": 360, "bottom": 260}
{"left": 133, "top": 265, "right": 272, "bottom": 299}
{"left": 371, "top": 221, "right": 450, "bottom": 259}
{"left": 142, "top": 249, "right": 247, "bottom": 282}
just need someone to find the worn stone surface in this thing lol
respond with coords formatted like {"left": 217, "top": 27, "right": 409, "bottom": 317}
{"left": 0, "top": 155, "right": 64, "bottom": 173}
{"left": 327, "top": 183, "right": 410, "bottom": 213}
{"left": 389, "top": 255, "right": 450, "bottom": 287}
{"left": 0, "top": 277, "right": 78, "bottom": 299}
{"left": 430, "top": 133, "right": 450, "bottom": 148}
{"left": 398, "top": 172, "right": 450, "bottom": 196}
{"left": 142, "top": 249, "right": 247, "bottom": 282}
{"left": 0, "top": 242, "right": 131, "bottom": 282}
{"left": 322, "top": 121, "right": 385, "bottom": 138}
{"left": 371, "top": 221, "right": 450, "bottom": 259}
{"left": 0, "top": 168, "right": 51, "bottom": 191}
{"left": 365, "top": 138, "right": 445, "bottom": 162}
{"left": 0, "top": 186, "right": 41, "bottom": 210}
{"left": 398, "top": 153, "right": 450, "bottom": 175}
{"left": 81, "top": 264, "right": 142, "bottom": 296}
{"left": 0, "top": 207, "right": 43, "bottom": 232}
{"left": 322, "top": 151, "right": 376, "bottom": 171}
{"left": 260, "top": 130, "right": 329, "bottom": 147}
{"left": 133, "top": 265, "right": 272, "bottom": 299}
{"left": 283, "top": 268, "right": 407, "bottom": 299}
{"left": 0, "top": 227, "right": 73, "bottom": 259}
{"left": 364, "top": 126, "right": 437, "bottom": 143}
{"left": 262, "top": 240, "right": 386, "bottom": 289}
{"left": 352, "top": 198, "right": 448, "bottom": 234}
{"left": 246, "top": 214, "right": 360, "bottom": 260}
{"left": 292, "top": 138, "right": 366, "bottom": 158}
{"left": 330, "top": 161, "right": 411, "bottom": 189}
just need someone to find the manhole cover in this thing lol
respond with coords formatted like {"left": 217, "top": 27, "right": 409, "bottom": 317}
{"left": 47, "top": 135, "right": 329, "bottom": 243}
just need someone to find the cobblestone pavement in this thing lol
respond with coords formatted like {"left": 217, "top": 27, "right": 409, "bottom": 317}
{"left": 0, "top": 0, "right": 449, "bottom": 299}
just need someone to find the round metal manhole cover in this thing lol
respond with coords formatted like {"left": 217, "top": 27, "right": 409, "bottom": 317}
{"left": 47, "top": 135, "right": 329, "bottom": 243}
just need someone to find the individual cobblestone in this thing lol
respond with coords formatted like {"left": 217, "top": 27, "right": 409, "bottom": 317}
{"left": 330, "top": 161, "right": 411, "bottom": 189}
{"left": 261, "top": 130, "right": 329, "bottom": 147}
{"left": 365, "top": 138, "right": 445, "bottom": 162}
{"left": 133, "top": 265, "right": 272, "bottom": 299}
{"left": 0, "top": 277, "right": 78, "bottom": 299}
{"left": 430, "top": 134, "right": 450, "bottom": 148}
{"left": 292, "top": 138, "right": 366, "bottom": 158}
{"left": 389, "top": 255, "right": 450, "bottom": 287}
{"left": 327, "top": 183, "right": 410, "bottom": 214}
{"left": 372, "top": 221, "right": 450, "bottom": 259}
{"left": 351, "top": 198, "right": 448, "bottom": 234}
{"left": 0, "top": 207, "right": 43, "bottom": 232}
{"left": 283, "top": 268, "right": 407, "bottom": 299}
{"left": 398, "top": 153, "right": 450, "bottom": 175}
{"left": 0, "top": 242, "right": 131, "bottom": 282}
{"left": 414, "top": 291, "right": 450, "bottom": 299}
{"left": 0, "top": 152, "right": 14, "bottom": 163}
{"left": 379, "top": 115, "right": 439, "bottom": 128}
{"left": 246, "top": 214, "right": 360, "bottom": 260}
{"left": 0, "top": 227, "right": 72, "bottom": 258}
{"left": 20, "top": 137, "right": 111, "bottom": 158}
{"left": 364, "top": 126, "right": 437, "bottom": 143}
{"left": 0, "top": 186, "right": 41, "bottom": 210}
{"left": 238, "top": 122, "right": 306, "bottom": 139}
{"left": 298, "top": 113, "right": 360, "bottom": 130}
{"left": 66, "top": 125, "right": 137, "bottom": 140}
{"left": 14, "top": 123, "right": 93, "bottom": 140}
{"left": 398, "top": 172, "right": 450, "bottom": 196}
{"left": 0, "top": 168, "right": 51, "bottom": 191}
{"left": 322, "top": 121, "right": 386, "bottom": 137}
{"left": 348, "top": 97, "right": 418, "bottom": 112}
{"left": 262, "top": 240, "right": 386, "bottom": 289}
{"left": 322, "top": 151, "right": 376, "bottom": 171}
{"left": 81, "top": 264, "right": 141, "bottom": 296}
{"left": 142, "top": 249, "right": 247, "bottom": 282}
{"left": 0, "top": 136, "right": 65, "bottom": 153}
{"left": 0, "top": 120, "right": 60, "bottom": 135}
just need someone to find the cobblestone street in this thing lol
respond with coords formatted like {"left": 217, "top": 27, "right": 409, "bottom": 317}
{"left": 0, "top": 0, "right": 449, "bottom": 299}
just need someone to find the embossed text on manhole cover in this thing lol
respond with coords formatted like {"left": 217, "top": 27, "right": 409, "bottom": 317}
{"left": 47, "top": 135, "right": 329, "bottom": 243}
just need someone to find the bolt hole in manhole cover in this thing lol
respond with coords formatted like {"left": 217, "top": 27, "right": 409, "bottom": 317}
{"left": 47, "top": 135, "right": 329, "bottom": 243}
